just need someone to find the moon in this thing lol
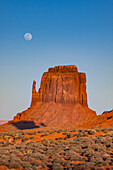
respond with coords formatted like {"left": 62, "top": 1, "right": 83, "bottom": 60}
{"left": 24, "top": 33, "right": 32, "bottom": 40}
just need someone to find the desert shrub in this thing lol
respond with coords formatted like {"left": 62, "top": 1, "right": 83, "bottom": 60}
{"left": 24, "top": 167, "right": 33, "bottom": 170}
{"left": 67, "top": 133, "right": 73, "bottom": 138}
{"left": 0, "top": 154, "right": 10, "bottom": 161}
{"left": 30, "top": 165, "right": 39, "bottom": 170}
{"left": 79, "top": 129, "right": 85, "bottom": 133}
{"left": 95, "top": 138, "right": 102, "bottom": 144}
{"left": 62, "top": 132, "right": 69, "bottom": 136}
{"left": 45, "top": 149, "right": 59, "bottom": 158}
{"left": 72, "top": 147, "right": 82, "bottom": 154}
{"left": 21, "top": 161, "right": 31, "bottom": 168}
{"left": 110, "top": 131, "right": 113, "bottom": 136}
{"left": 0, "top": 158, "right": 10, "bottom": 166}
{"left": 55, "top": 137, "right": 65, "bottom": 140}
{"left": 33, "top": 146, "right": 46, "bottom": 154}
{"left": 46, "top": 131, "right": 53, "bottom": 134}
{"left": 62, "top": 129, "right": 68, "bottom": 132}
{"left": 100, "top": 137, "right": 112, "bottom": 149}
{"left": 87, "top": 129, "right": 96, "bottom": 135}
{"left": 103, "top": 130, "right": 108, "bottom": 133}
{"left": 57, "top": 129, "right": 62, "bottom": 133}
{"left": 89, "top": 144, "right": 99, "bottom": 151}
{"left": 20, "top": 155, "right": 31, "bottom": 162}
{"left": 32, "top": 161, "right": 47, "bottom": 168}
{"left": 52, "top": 163, "right": 63, "bottom": 170}
{"left": 0, "top": 141, "right": 4, "bottom": 145}
{"left": 109, "top": 158, "right": 113, "bottom": 165}
{"left": 15, "top": 144, "right": 21, "bottom": 149}
{"left": 77, "top": 132, "right": 88, "bottom": 137}
{"left": 109, "top": 127, "right": 113, "bottom": 131}
{"left": 8, "top": 160, "right": 21, "bottom": 169}
{"left": 103, "top": 157, "right": 111, "bottom": 165}
{"left": 82, "top": 162, "right": 96, "bottom": 169}
{"left": 52, "top": 157, "right": 63, "bottom": 164}
{"left": 41, "top": 132, "right": 50, "bottom": 137}
{"left": 71, "top": 163, "right": 87, "bottom": 170}
{"left": 37, "top": 130, "right": 45, "bottom": 133}
{"left": 14, "top": 136, "right": 21, "bottom": 140}
{"left": 95, "top": 129, "right": 102, "bottom": 132}
{"left": 21, "top": 131, "right": 29, "bottom": 135}
{"left": 10, "top": 153, "right": 22, "bottom": 162}
{"left": 70, "top": 154, "right": 83, "bottom": 161}
{"left": 12, "top": 150, "right": 22, "bottom": 157}
{"left": 41, "top": 138, "right": 48, "bottom": 143}
{"left": 3, "top": 135, "right": 10, "bottom": 140}
{"left": 22, "top": 137, "right": 29, "bottom": 142}
{"left": 63, "top": 160, "right": 71, "bottom": 168}
{"left": 96, "top": 168, "right": 105, "bottom": 170}
{"left": 63, "top": 136, "right": 69, "bottom": 140}
{"left": 81, "top": 143, "right": 89, "bottom": 149}
{"left": 3, "top": 141, "right": 11, "bottom": 146}
{"left": 29, "top": 158, "right": 37, "bottom": 165}
{"left": 19, "top": 147, "right": 27, "bottom": 153}
{"left": 48, "top": 138, "right": 55, "bottom": 144}
{"left": 72, "top": 133, "right": 78, "bottom": 137}
{"left": 95, "top": 163, "right": 103, "bottom": 167}
{"left": 28, "top": 131, "right": 36, "bottom": 135}
{"left": 82, "top": 149, "right": 94, "bottom": 158}
{"left": 30, "top": 136, "right": 36, "bottom": 139}
{"left": 88, "top": 154, "right": 104, "bottom": 167}
{"left": 71, "top": 128, "right": 77, "bottom": 132}
{"left": 30, "top": 152, "right": 47, "bottom": 160}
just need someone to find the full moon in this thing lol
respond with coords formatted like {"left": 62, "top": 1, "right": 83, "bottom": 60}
{"left": 24, "top": 33, "right": 32, "bottom": 40}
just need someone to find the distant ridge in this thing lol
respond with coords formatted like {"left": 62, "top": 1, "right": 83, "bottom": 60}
{"left": 0, "top": 120, "right": 8, "bottom": 125}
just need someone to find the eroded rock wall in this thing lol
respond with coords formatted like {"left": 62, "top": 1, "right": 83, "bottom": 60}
{"left": 13, "top": 65, "right": 96, "bottom": 125}
{"left": 31, "top": 65, "right": 87, "bottom": 106}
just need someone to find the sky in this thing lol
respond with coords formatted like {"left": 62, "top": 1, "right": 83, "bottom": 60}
{"left": 0, "top": 0, "right": 113, "bottom": 120}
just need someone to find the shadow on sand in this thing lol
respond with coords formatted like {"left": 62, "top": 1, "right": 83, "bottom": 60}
{"left": 11, "top": 121, "right": 40, "bottom": 130}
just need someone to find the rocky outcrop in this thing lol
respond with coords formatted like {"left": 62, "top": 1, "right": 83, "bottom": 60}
{"left": 31, "top": 65, "right": 87, "bottom": 106}
{"left": 13, "top": 65, "right": 96, "bottom": 126}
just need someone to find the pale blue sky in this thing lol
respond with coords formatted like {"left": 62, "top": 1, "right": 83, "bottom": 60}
{"left": 0, "top": 0, "right": 113, "bottom": 120}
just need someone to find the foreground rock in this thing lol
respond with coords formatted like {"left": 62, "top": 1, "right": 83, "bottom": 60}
{"left": 12, "top": 65, "right": 96, "bottom": 127}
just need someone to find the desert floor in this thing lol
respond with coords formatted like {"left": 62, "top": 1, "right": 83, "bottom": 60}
{"left": 0, "top": 127, "right": 113, "bottom": 170}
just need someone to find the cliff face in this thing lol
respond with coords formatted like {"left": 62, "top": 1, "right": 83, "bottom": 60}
{"left": 13, "top": 65, "right": 96, "bottom": 126}
{"left": 31, "top": 65, "right": 87, "bottom": 106}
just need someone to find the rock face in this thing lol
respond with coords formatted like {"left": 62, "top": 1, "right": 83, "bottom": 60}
{"left": 13, "top": 65, "right": 96, "bottom": 126}
{"left": 31, "top": 65, "right": 87, "bottom": 106}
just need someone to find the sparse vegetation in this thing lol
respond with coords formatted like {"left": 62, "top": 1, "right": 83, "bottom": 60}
{"left": 0, "top": 128, "right": 113, "bottom": 169}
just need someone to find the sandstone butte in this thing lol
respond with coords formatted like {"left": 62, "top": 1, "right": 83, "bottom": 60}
{"left": 11, "top": 65, "right": 97, "bottom": 127}
{"left": 0, "top": 65, "right": 113, "bottom": 132}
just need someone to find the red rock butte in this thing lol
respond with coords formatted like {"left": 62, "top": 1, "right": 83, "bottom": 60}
{"left": 13, "top": 65, "right": 96, "bottom": 127}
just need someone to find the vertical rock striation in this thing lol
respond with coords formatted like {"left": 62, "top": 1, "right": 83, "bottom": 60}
{"left": 31, "top": 65, "right": 87, "bottom": 106}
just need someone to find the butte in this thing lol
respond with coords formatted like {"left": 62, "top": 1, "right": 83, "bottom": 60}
{"left": 12, "top": 65, "right": 96, "bottom": 127}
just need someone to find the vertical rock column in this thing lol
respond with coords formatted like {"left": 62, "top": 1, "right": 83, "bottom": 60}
{"left": 79, "top": 73, "right": 88, "bottom": 106}
{"left": 31, "top": 80, "right": 39, "bottom": 106}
